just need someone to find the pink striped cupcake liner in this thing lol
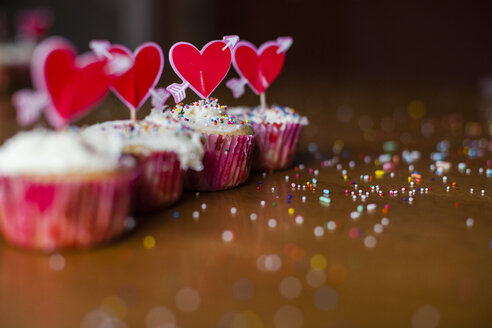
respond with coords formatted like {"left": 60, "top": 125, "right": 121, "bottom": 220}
{"left": 132, "top": 151, "right": 183, "bottom": 213}
{"left": 251, "top": 122, "right": 304, "bottom": 171}
{"left": 0, "top": 170, "right": 137, "bottom": 251}
{"left": 185, "top": 134, "right": 255, "bottom": 191}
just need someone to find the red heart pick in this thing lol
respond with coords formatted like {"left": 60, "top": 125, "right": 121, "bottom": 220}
{"left": 108, "top": 42, "right": 163, "bottom": 111}
{"left": 232, "top": 41, "right": 285, "bottom": 95}
{"left": 169, "top": 41, "right": 232, "bottom": 99}
{"left": 33, "top": 37, "right": 110, "bottom": 128}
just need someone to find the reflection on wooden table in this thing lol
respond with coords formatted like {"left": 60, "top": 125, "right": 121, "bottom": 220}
{"left": 0, "top": 83, "right": 490, "bottom": 328}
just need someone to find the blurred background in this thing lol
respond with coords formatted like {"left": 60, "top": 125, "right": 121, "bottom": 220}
{"left": 1, "top": 0, "right": 492, "bottom": 132}
{"left": 2, "top": 0, "right": 492, "bottom": 86}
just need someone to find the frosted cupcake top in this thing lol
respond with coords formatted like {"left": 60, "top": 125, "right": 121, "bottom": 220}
{"left": 146, "top": 98, "right": 251, "bottom": 134}
{"left": 248, "top": 105, "right": 309, "bottom": 126}
{"left": 84, "top": 119, "right": 204, "bottom": 171}
{"left": 0, "top": 128, "right": 126, "bottom": 175}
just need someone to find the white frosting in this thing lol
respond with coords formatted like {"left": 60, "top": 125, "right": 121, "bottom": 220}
{"left": 248, "top": 105, "right": 309, "bottom": 126}
{"left": 0, "top": 128, "right": 126, "bottom": 175}
{"left": 146, "top": 98, "right": 250, "bottom": 134}
{"left": 84, "top": 119, "right": 204, "bottom": 171}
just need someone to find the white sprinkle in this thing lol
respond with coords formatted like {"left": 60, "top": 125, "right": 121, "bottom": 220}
{"left": 466, "top": 217, "right": 474, "bottom": 228}
{"left": 364, "top": 235, "right": 377, "bottom": 248}
{"left": 373, "top": 223, "right": 384, "bottom": 234}
{"left": 264, "top": 254, "right": 282, "bottom": 272}
{"left": 222, "top": 230, "right": 234, "bottom": 242}
{"left": 314, "top": 169, "right": 319, "bottom": 176}
{"left": 230, "top": 207, "right": 237, "bottom": 215}
{"left": 268, "top": 218, "right": 277, "bottom": 228}
{"left": 367, "top": 204, "right": 377, "bottom": 212}
{"left": 49, "top": 254, "right": 66, "bottom": 271}
{"left": 250, "top": 213, "right": 257, "bottom": 221}
{"left": 302, "top": 196, "right": 307, "bottom": 203}
{"left": 350, "top": 211, "right": 360, "bottom": 220}
{"left": 295, "top": 215, "right": 304, "bottom": 225}
{"left": 327, "top": 221, "right": 336, "bottom": 231}
{"left": 342, "top": 169, "right": 347, "bottom": 175}
{"left": 481, "top": 190, "right": 485, "bottom": 196}
{"left": 469, "top": 188, "right": 474, "bottom": 194}
{"left": 124, "top": 216, "right": 136, "bottom": 230}
{"left": 390, "top": 172, "right": 395, "bottom": 178}
{"left": 192, "top": 211, "right": 200, "bottom": 219}
{"left": 285, "top": 175, "right": 290, "bottom": 181}
{"left": 260, "top": 200, "right": 266, "bottom": 207}
{"left": 201, "top": 203, "right": 207, "bottom": 210}
{"left": 381, "top": 217, "right": 390, "bottom": 226}
{"left": 271, "top": 187, "right": 275, "bottom": 192}
{"left": 408, "top": 197, "right": 414, "bottom": 204}
{"left": 314, "top": 226, "right": 324, "bottom": 237}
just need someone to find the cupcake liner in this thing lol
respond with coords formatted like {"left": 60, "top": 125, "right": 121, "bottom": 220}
{"left": 0, "top": 170, "right": 137, "bottom": 251}
{"left": 251, "top": 122, "right": 304, "bottom": 171}
{"left": 132, "top": 151, "right": 183, "bottom": 213}
{"left": 185, "top": 134, "right": 255, "bottom": 191}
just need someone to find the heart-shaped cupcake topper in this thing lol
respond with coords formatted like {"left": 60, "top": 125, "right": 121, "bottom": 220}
{"left": 90, "top": 40, "right": 170, "bottom": 122}
{"left": 12, "top": 37, "right": 124, "bottom": 129}
{"left": 166, "top": 35, "right": 239, "bottom": 103}
{"left": 226, "top": 36, "right": 293, "bottom": 109}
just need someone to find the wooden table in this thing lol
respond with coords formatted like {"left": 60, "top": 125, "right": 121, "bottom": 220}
{"left": 0, "top": 83, "right": 490, "bottom": 328}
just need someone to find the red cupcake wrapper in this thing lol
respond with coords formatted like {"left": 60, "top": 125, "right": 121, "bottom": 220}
{"left": 185, "top": 134, "right": 255, "bottom": 191}
{"left": 0, "top": 171, "right": 137, "bottom": 251}
{"left": 251, "top": 122, "right": 304, "bottom": 171}
{"left": 132, "top": 151, "right": 183, "bottom": 213}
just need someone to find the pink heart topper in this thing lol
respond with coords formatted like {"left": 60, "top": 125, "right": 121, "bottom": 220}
{"left": 12, "top": 37, "right": 111, "bottom": 128}
{"left": 108, "top": 42, "right": 164, "bottom": 111}
{"left": 90, "top": 40, "right": 170, "bottom": 112}
{"left": 167, "top": 36, "right": 239, "bottom": 103}
{"left": 227, "top": 37, "right": 293, "bottom": 98}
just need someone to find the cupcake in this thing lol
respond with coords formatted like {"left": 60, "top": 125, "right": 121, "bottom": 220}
{"left": 232, "top": 105, "right": 308, "bottom": 171}
{"left": 146, "top": 98, "right": 255, "bottom": 191}
{"left": 0, "top": 129, "right": 137, "bottom": 251}
{"left": 84, "top": 117, "right": 203, "bottom": 212}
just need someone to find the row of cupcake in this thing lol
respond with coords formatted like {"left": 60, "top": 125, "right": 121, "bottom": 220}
{"left": 0, "top": 98, "right": 307, "bottom": 251}
{"left": 0, "top": 35, "right": 307, "bottom": 251}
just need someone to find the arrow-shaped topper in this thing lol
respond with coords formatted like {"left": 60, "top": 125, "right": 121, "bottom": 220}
{"left": 166, "top": 35, "right": 239, "bottom": 103}
{"left": 12, "top": 89, "right": 48, "bottom": 126}
{"left": 276, "top": 36, "right": 293, "bottom": 54}
{"left": 89, "top": 40, "right": 170, "bottom": 112}
{"left": 222, "top": 35, "right": 239, "bottom": 50}
{"left": 89, "top": 40, "right": 133, "bottom": 75}
{"left": 226, "top": 77, "right": 248, "bottom": 99}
